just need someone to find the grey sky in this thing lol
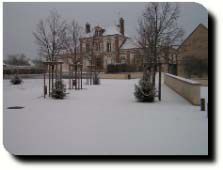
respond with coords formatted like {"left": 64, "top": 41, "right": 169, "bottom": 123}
{"left": 3, "top": 2, "right": 208, "bottom": 59}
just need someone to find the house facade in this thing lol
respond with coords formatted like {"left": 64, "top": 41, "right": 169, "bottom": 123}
{"left": 60, "top": 18, "right": 143, "bottom": 73}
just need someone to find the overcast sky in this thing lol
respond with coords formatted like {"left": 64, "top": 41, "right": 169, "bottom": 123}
{"left": 3, "top": 2, "right": 208, "bottom": 59}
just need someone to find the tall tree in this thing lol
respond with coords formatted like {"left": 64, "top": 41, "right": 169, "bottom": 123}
{"left": 64, "top": 20, "right": 82, "bottom": 64}
{"left": 138, "top": 2, "right": 184, "bottom": 86}
{"left": 5, "top": 54, "right": 29, "bottom": 66}
{"left": 33, "top": 10, "right": 67, "bottom": 61}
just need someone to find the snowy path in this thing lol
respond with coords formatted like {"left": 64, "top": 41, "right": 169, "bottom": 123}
{"left": 3, "top": 79, "right": 208, "bottom": 155}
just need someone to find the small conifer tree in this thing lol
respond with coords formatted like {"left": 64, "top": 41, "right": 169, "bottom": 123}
{"left": 51, "top": 80, "right": 66, "bottom": 99}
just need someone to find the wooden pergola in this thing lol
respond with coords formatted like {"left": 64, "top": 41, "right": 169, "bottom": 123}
{"left": 68, "top": 63, "right": 83, "bottom": 90}
{"left": 43, "top": 61, "right": 63, "bottom": 98}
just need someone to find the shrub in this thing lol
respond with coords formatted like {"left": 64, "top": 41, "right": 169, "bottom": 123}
{"left": 134, "top": 78, "right": 156, "bottom": 102}
{"left": 11, "top": 75, "right": 22, "bottom": 85}
{"left": 4, "top": 67, "right": 45, "bottom": 75}
{"left": 51, "top": 80, "right": 66, "bottom": 99}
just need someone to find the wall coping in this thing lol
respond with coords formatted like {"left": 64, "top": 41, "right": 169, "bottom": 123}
{"left": 165, "top": 73, "right": 201, "bottom": 85}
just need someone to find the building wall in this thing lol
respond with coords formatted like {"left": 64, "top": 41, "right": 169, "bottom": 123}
{"left": 177, "top": 24, "right": 208, "bottom": 78}
{"left": 79, "top": 34, "right": 142, "bottom": 72}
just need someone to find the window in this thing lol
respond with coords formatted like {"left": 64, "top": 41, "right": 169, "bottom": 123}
{"left": 86, "top": 43, "right": 90, "bottom": 52}
{"left": 96, "top": 58, "right": 103, "bottom": 70}
{"left": 95, "top": 43, "right": 100, "bottom": 51}
{"left": 121, "top": 56, "right": 126, "bottom": 63}
{"left": 95, "top": 31, "right": 98, "bottom": 36}
{"left": 107, "top": 42, "right": 111, "bottom": 52}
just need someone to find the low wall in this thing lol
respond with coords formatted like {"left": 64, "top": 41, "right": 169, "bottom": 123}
{"left": 164, "top": 73, "right": 201, "bottom": 105}
{"left": 99, "top": 72, "right": 143, "bottom": 79}
{"left": 192, "top": 78, "right": 208, "bottom": 86}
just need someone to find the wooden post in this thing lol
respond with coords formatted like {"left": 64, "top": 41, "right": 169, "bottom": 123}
{"left": 71, "top": 65, "right": 73, "bottom": 89}
{"left": 70, "top": 65, "right": 72, "bottom": 89}
{"left": 60, "top": 63, "right": 62, "bottom": 81}
{"left": 81, "top": 65, "right": 83, "bottom": 89}
{"left": 48, "top": 65, "right": 51, "bottom": 97}
{"left": 52, "top": 65, "right": 54, "bottom": 91}
{"left": 158, "top": 63, "right": 161, "bottom": 101}
{"left": 55, "top": 64, "right": 58, "bottom": 80}
{"left": 75, "top": 65, "right": 77, "bottom": 90}
{"left": 68, "top": 65, "right": 71, "bottom": 89}
{"left": 44, "top": 72, "right": 46, "bottom": 98}
{"left": 78, "top": 65, "right": 80, "bottom": 90}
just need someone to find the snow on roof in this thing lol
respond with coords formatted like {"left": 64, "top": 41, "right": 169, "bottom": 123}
{"left": 121, "top": 38, "right": 138, "bottom": 50}
{"left": 103, "top": 26, "right": 122, "bottom": 36}
{"left": 81, "top": 31, "right": 94, "bottom": 38}
{"left": 28, "top": 60, "right": 35, "bottom": 66}
{"left": 81, "top": 25, "right": 122, "bottom": 38}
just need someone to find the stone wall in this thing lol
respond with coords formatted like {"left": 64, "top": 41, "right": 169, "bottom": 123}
{"left": 177, "top": 24, "right": 208, "bottom": 78}
{"left": 164, "top": 73, "right": 201, "bottom": 105}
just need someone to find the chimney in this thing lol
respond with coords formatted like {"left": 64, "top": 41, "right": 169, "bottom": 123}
{"left": 119, "top": 17, "right": 124, "bottom": 35}
{"left": 85, "top": 23, "right": 91, "bottom": 34}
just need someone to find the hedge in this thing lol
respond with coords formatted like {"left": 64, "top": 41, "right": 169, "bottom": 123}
{"left": 3, "top": 67, "right": 45, "bottom": 74}
{"left": 106, "top": 63, "right": 143, "bottom": 73}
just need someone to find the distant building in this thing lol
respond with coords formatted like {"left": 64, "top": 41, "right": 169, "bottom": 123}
{"left": 60, "top": 18, "right": 143, "bottom": 72}
{"left": 177, "top": 24, "right": 208, "bottom": 78}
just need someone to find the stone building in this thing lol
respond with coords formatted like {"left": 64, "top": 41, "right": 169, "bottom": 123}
{"left": 60, "top": 18, "right": 143, "bottom": 73}
{"left": 177, "top": 24, "right": 208, "bottom": 78}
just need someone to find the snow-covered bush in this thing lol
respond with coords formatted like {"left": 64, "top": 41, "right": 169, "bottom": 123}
{"left": 134, "top": 78, "right": 156, "bottom": 102}
{"left": 11, "top": 75, "right": 22, "bottom": 85}
{"left": 51, "top": 80, "right": 66, "bottom": 99}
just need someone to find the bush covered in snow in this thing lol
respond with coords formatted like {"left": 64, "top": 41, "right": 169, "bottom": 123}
{"left": 51, "top": 80, "right": 66, "bottom": 99}
{"left": 11, "top": 75, "right": 22, "bottom": 85}
{"left": 134, "top": 78, "right": 156, "bottom": 102}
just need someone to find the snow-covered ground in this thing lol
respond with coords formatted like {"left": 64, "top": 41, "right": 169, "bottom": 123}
{"left": 3, "top": 79, "right": 208, "bottom": 155}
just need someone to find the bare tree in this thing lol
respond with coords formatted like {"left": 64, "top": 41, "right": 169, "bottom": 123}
{"left": 64, "top": 20, "right": 82, "bottom": 64}
{"left": 33, "top": 10, "right": 67, "bottom": 61}
{"left": 5, "top": 54, "right": 29, "bottom": 66}
{"left": 138, "top": 2, "right": 184, "bottom": 86}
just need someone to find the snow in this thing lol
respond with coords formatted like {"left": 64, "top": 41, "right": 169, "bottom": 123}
{"left": 3, "top": 78, "right": 208, "bottom": 155}
{"left": 165, "top": 73, "right": 201, "bottom": 85}
{"left": 81, "top": 26, "right": 122, "bottom": 38}
{"left": 103, "top": 26, "right": 122, "bottom": 36}
{"left": 28, "top": 60, "right": 35, "bottom": 66}
{"left": 121, "top": 38, "right": 138, "bottom": 50}
{"left": 201, "top": 86, "right": 208, "bottom": 103}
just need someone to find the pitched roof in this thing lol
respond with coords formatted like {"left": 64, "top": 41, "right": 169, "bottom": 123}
{"left": 120, "top": 38, "right": 138, "bottom": 50}
{"left": 103, "top": 26, "right": 122, "bottom": 36}
{"left": 81, "top": 25, "right": 123, "bottom": 38}
{"left": 178, "top": 23, "right": 208, "bottom": 50}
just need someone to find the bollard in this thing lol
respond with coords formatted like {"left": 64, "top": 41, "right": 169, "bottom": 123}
{"left": 44, "top": 85, "right": 47, "bottom": 98}
{"left": 200, "top": 98, "right": 205, "bottom": 111}
{"left": 127, "top": 74, "right": 131, "bottom": 79}
{"left": 207, "top": 103, "right": 208, "bottom": 118}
